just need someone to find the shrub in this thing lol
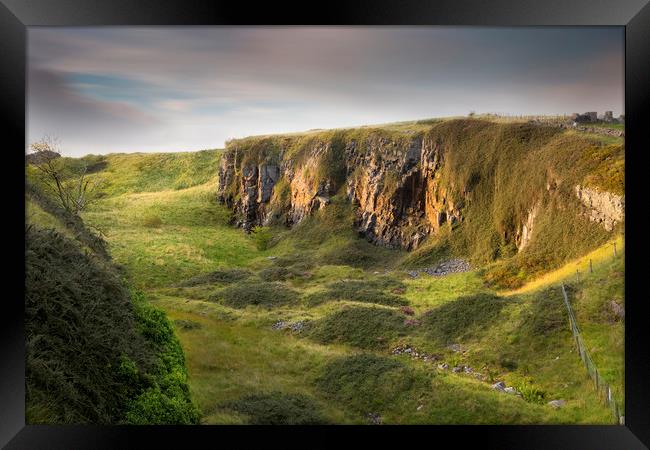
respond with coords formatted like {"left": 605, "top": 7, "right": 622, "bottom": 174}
{"left": 307, "top": 306, "right": 406, "bottom": 349}
{"left": 25, "top": 227, "right": 199, "bottom": 425}
{"left": 251, "top": 226, "right": 273, "bottom": 251}
{"left": 25, "top": 226, "right": 148, "bottom": 424}
{"left": 315, "top": 354, "right": 417, "bottom": 413}
{"left": 221, "top": 392, "right": 328, "bottom": 425}
{"left": 211, "top": 281, "right": 298, "bottom": 309}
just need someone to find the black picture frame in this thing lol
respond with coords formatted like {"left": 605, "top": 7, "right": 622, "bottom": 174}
{"left": 2, "top": 0, "right": 649, "bottom": 448}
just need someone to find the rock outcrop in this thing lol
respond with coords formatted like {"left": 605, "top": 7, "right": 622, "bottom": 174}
{"left": 574, "top": 185, "right": 624, "bottom": 231}
{"left": 217, "top": 121, "right": 624, "bottom": 251}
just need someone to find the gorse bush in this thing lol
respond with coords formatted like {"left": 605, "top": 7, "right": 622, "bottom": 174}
{"left": 25, "top": 226, "right": 199, "bottom": 425}
{"left": 221, "top": 392, "right": 329, "bottom": 424}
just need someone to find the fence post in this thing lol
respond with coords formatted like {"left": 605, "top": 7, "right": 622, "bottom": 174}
{"left": 560, "top": 283, "right": 621, "bottom": 424}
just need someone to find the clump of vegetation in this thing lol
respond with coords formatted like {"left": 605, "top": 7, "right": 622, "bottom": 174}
{"left": 511, "top": 379, "right": 548, "bottom": 405}
{"left": 211, "top": 281, "right": 298, "bottom": 309}
{"left": 123, "top": 292, "right": 201, "bottom": 424}
{"left": 143, "top": 214, "right": 163, "bottom": 228}
{"left": 307, "top": 306, "right": 406, "bottom": 349}
{"left": 220, "top": 392, "right": 329, "bottom": 424}
{"left": 250, "top": 225, "right": 273, "bottom": 251}
{"left": 305, "top": 279, "right": 407, "bottom": 307}
{"left": 315, "top": 354, "right": 417, "bottom": 414}
{"left": 176, "top": 268, "right": 252, "bottom": 287}
{"left": 422, "top": 293, "right": 512, "bottom": 344}
{"left": 25, "top": 226, "right": 199, "bottom": 424}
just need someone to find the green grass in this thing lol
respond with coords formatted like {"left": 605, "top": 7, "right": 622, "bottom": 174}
{"left": 25, "top": 120, "right": 624, "bottom": 425}
{"left": 220, "top": 391, "right": 329, "bottom": 424}
{"left": 306, "top": 306, "right": 407, "bottom": 350}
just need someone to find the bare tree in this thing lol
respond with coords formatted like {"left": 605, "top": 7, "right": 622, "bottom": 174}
{"left": 28, "top": 135, "right": 106, "bottom": 215}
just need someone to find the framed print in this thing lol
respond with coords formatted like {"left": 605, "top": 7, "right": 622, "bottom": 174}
{"left": 2, "top": 0, "right": 649, "bottom": 448}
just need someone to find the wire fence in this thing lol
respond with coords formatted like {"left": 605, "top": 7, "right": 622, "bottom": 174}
{"left": 560, "top": 283, "right": 624, "bottom": 425}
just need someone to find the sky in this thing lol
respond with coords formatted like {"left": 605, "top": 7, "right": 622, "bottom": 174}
{"left": 27, "top": 27, "right": 624, "bottom": 156}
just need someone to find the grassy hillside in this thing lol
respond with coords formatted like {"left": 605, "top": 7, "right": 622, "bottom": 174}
{"left": 27, "top": 145, "right": 620, "bottom": 424}
{"left": 25, "top": 118, "right": 624, "bottom": 425}
{"left": 25, "top": 183, "right": 200, "bottom": 424}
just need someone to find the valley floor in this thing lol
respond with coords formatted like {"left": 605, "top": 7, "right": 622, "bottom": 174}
{"left": 77, "top": 178, "right": 624, "bottom": 425}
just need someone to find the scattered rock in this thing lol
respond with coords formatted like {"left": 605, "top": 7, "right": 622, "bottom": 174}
{"left": 407, "top": 270, "right": 419, "bottom": 278}
{"left": 447, "top": 344, "right": 463, "bottom": 353}
{"left": 404, "top": 318, "right": 420, "bottom": 327}
{"left": 266, "top": 256, "right": 277, "bottom": 260}
{"left": 492, "top": 381, "right": 506, "bottom": 391}
{"left": 271, "top": 321, "right": 287, "bottom": 330}
{"left": 271, "top": 320, "right": 306, "bottom": 332}
{"left": 504, "top": 387, "right": 520, "bottom": 395}
{"left": 548, "top": 399, "right": 566, "bottom": 409}
{"left": 367, "top": 412, "right": 382, "bottom": 425}
{"left": 438, "top": 363, "right": 449, "bottom": 370}
{"left": 416, "top": 405, "right": 424, "bottom": 411}
{"left": 452, "top": 366, "right": 463, "bottom": 373}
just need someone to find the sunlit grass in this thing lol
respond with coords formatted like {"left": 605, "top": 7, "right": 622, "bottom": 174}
{"left": 499, "top": 234, "right": 624, "bottom": 296}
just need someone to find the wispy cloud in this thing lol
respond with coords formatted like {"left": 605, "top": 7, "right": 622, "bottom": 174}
{"left": 27, "top": 27, "right": 623, "bottom": 156}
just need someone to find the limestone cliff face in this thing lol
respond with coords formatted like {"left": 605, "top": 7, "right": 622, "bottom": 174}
{"left": 574, "top": 185, "right": 624, "bottom": 231}
{"left": 344, "top": 135, "right": 463, "bottom": 249}
{"left": 217, "top": 133, "right": 466, "bottom": 249}
{"left": 216, "top": 122, "right": 623, "bottom": 251}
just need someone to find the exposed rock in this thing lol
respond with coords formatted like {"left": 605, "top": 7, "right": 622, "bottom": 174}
{"left": 367, "top": 412, "right": 382, "bottom": 425}
{"left": 516, "top": 202, "right": 540, "bottom": 251}
{"left": 547, "top": 399, "right": 566, "bottom": 409}
{"left": 504, "top": 387, "right": 520, "bottom": 396}
{"left": 217, "top": 125, "right": 621, "bottom": 250}
{"left": 574, "top": 185, "right": 624, "bottom": 231}
{"left": 609, "top": 300, "right": 625, "bottom": 321}
{"left": 492, "top": 381, "right": 506, "bottom": 391}
{"left": 438, "top": 363, "right": 449, "bottom": 370}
